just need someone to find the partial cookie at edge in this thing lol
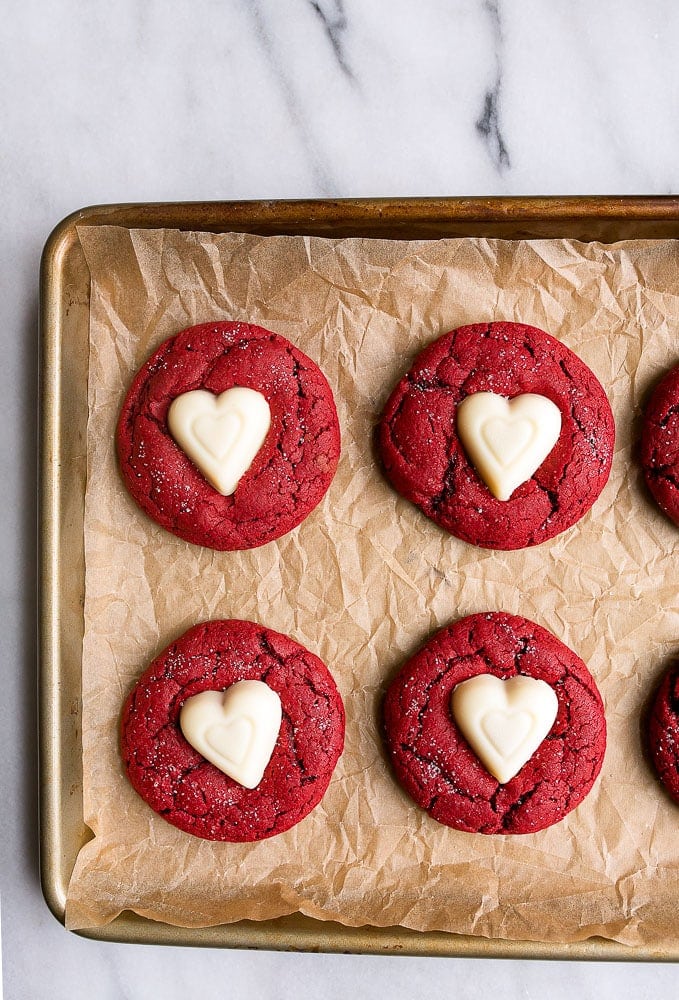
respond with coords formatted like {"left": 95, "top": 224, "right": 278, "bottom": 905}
{"left": 641, "top": 363, "right": 679, "bottom": 527}
{"left": 648, "top": 662, "right": 679, "bottom": 805}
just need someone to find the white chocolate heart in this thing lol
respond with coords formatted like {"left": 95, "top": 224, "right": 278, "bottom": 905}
{"left": 450, "top": 674, "right": 558, "bottom": 784}
{"left": 179, "top": 680, "right": 282, "bottom": 789}
{"left": 168, "top": 388, "right": 271, "bottom": 495}
{"left": 457, "top": 392, "right": 562, "bottom": 500}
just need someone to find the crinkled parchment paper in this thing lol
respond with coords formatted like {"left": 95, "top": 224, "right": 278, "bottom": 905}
{"left": 65, "top": 227, "right": 679, "bottom": 946}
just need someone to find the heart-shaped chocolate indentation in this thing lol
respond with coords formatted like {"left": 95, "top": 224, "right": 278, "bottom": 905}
{"left": 205, "top": 717, "right": 254, "bottom": 766}
{"left": 481, "top": 709, "right": 532, "bottom": 758}
{"left": 457, "top": 392, "right": 562, "bottom": 500}
{"left": 451, "top": 673, "right": 558, "bottom": 783}
{"left": 193, "top": 410, "right": 243, "bottom": 462}
{"left": 179, "top": 680, "right": 282, "bottom": 788}
{"left": 168, "top": 387, "right": 271, "bottom": 495}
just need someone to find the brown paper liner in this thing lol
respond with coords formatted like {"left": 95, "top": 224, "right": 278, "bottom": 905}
{"left": 65, "top": 227, "right": 679, "bottom": 946}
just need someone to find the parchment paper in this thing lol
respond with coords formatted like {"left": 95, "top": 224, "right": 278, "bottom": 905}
{"left": 65, "top": 226, "right": 679, "bottom": 946}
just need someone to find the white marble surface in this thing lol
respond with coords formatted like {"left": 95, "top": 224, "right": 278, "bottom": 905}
{"left": 3, "top": 0, "right": 679, "bottom": 997}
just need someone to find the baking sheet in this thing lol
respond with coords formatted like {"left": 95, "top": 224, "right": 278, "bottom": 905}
{"left": 39, "top": 199, "right": 676, "bottom": 956}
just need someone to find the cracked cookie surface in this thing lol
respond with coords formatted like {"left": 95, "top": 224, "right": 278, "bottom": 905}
{"left": 383, "top": 612, "right": 606, "bottom": 835}
{"left": 378, "top": 322, "right": 614, "bottom": 549}
{"left": 121, "top": 620, "right": 345, "bottom": 842}
{"left": 117, "top": 321, "right": 340, "bottom": 550}
{"left": 648, "top": 663, "right": 679, "bottom": 805}
{"left": 641, "top": 364, "right": 679, "bottom": 527}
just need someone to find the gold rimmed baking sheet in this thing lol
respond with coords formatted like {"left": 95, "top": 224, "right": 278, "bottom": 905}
{"left": 40, "top": 198, "right": 679, "bottom": 957}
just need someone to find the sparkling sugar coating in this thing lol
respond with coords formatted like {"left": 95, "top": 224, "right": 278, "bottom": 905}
{"left": 378, "top": 322, "right": 614, "bottom": 549}
{"left": 383, "top": 612, "right": 606, "bottom": 835}
{"left": 121, "top": 620, "right": 345, "bottom": 842}
{"left": 117, "top": 321, "right": 340, "bottom": 550}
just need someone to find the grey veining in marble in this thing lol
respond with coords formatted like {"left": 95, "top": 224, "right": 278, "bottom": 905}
{"left": 475, "top": 0, "right": 510, "bottom": 171}
{"left": 3, "top": 0, "right": 679, "bottom": 997}
{"left": 309, "top": 1, "right": 355, "bottom": 82}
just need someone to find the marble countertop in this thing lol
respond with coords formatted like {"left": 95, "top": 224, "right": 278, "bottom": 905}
{"left": 3, "top": 1, "right": 679, "bottom": 997}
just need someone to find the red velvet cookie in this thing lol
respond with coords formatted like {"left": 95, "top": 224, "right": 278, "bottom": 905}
{"left": 117, "top": 322, "right": 340, "bottom": 550}
{"left": 383, "top": 612, "right": 606, "bottom": 834}
{"left": 648, "top": 663, "right": 679, "bottom": 805}
{"left": 121, "top": 620, "right": 345, "bottom": 841}
{"left": 640, "top": 364, "right": 679, "bottom": 527}
{"left": 378, "top": 322, "right": 615, "bottom": 549}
